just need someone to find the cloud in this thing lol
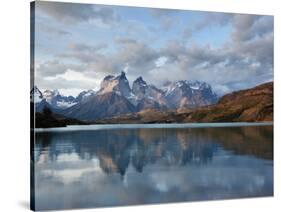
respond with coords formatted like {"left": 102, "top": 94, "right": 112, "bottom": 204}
{"left": 68, "top": 42, "right": 107, "bottom": 52}
{"left": 38, "top": 23, "right": 71, "bottom": 36}
{"left": 37, "top": 1, "right": 119, "bottom": 25}
{"left": 36, "top": 60, "right": 84, "bottom": 77}
{"left": 180, "top": 13, "right": 233, "bottom": 41}
{"left": 154, "top": 14, "right": 273, "bottom": 94}
{"left": 195, "top": 13, "right": 233, "bottom": 31}
{"left": 35, "top": 4, "right": 273, "bottom": 96}
{"left": 36, "top": 76, "right": 100, "bottom": 96}
{"left": 182, "top": 27, "right": 193, "bottom": 39}
{"left": 58, "top": 42, "right": 108, "bottom": 66}
{"left": 57, "top": 42, "right": 119, "bottom": 77}
{"left": 116, "top": 39, "right": 159, "bottom": 71}
{"left": 115, "top": 38, "right": 138, "bottom": 45}
{"left": 232, "top": 15, "right": 260, "bottom": 42}
{"left": 228, "top": 15, "right": 273, "bottom": 74}
{"left": 157, "top": 38, "right": 272, "bottom": 95}
{"left": 58, "top": 39, "right": 159, "bottom": 79}
{"left": 179, "top": 13, "right": 235, "bottom": 45}
{"left": 149, "top": 8, "right": 179, "bottom": 30}
{"left": 87, "top": 38, "right": 158, "bottom": 79}
{"left": 36, "top": 70, "right": 101, "bottom": 96}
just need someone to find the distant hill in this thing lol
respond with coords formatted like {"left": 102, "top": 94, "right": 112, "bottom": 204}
{"left": 96, "top": 82, "right": 273, "bottom": 124}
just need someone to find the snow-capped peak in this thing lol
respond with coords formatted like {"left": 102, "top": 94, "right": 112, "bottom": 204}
{"left": 41, "top": 89, "right": 78, "bottom": 109}
{"left": 185, "top": 80, "right": 211, "bottom": 90}
{"left": 76, "top": 89, "right": 95, "bottom": 102}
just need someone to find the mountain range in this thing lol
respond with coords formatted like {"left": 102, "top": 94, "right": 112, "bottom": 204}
{"left": 31, "top": 72, "right": 218, "bottom": 121}
{"left": 98, "top": 81, "right": 273, "bottom": 124}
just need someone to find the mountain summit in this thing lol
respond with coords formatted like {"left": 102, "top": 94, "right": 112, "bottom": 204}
{"left": 132, "top": 77, "right": 148, "bottom": 99}
{"left": 98, "top": 71, "right": 132, "bottom": 98}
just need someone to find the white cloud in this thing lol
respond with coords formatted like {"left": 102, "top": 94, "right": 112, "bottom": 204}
{"left": 155, "top": 56, "right": 168, "bottom": 67}
{"left": 37, "top": 1, "right": 119, "bottom": 25}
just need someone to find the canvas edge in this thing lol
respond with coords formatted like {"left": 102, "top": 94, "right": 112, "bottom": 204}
{"left": 30, "top": 1, "right": 35, "bottom": 211}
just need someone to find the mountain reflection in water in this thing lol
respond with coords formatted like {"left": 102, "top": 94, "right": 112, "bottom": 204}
{"left": 33, "top": 125, "right": 273, "bottom": 210}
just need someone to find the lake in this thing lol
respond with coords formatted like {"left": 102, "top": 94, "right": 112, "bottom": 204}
{"left": 32, "top": 123, "right": 273, "bottom": 210}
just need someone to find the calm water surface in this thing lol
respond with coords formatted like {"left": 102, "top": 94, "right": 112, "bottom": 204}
{"left": 32, "top": 124, "right": 273, "bottom": 210}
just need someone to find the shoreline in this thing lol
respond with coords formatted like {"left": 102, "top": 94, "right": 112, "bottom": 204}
{"left": 34, "top": 122, "right": 273, "bottom": 133}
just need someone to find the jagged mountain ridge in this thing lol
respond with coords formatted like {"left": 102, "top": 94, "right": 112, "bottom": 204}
{"left": 31, "top": 72, "right": 218, "bottom": 120}
{"left": 163, "top": 80, "right": 218, "bottom": 108}
{"left": 30, "top": 88, "right": 95, "bottom": 112}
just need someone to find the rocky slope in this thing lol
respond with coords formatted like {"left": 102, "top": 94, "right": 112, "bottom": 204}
{"left": 64, "top": 92, "right": 136, "bottom": 121}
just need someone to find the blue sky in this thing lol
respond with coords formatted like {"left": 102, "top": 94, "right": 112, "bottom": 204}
{"left": 34, "top": 1, "right": 273, "bottom": 96}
